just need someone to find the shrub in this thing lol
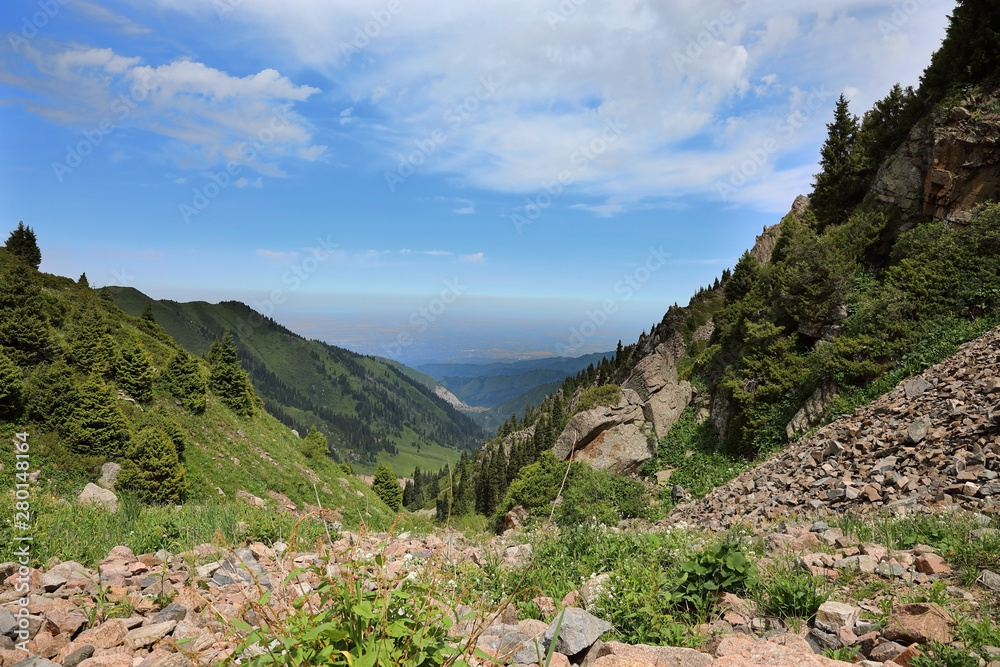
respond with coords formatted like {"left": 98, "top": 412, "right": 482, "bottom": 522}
{"left": 372, "top": 462, "right": 402, "bottom": 512}
{"left": 117, "top": 426, "right": 187, "bottom": 504}
{"left": 575, "top": 385, "right": 623, "bottom": 413}
{"left": 63, "top": 378, "right": 130, "bottom": 458}
{"left": 674, "top": 539, "right": 754, "bottom": 615}
{"left": 115, "top": 338, "right": 154, "bottom": 403}
{"left": 162, "top": 350, "right": 207, "bottom": 414}
{"left": 755, "top": 569, "right": 830, "bottom": 620}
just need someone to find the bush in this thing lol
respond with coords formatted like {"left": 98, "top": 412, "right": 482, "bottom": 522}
{"left": 575, "top": 385, "right": 623, "bottom": 413}
{"left": 162, "top": 350, "right": 207, "bottom": 414}
{"left": 755, "top": 569, "right": 830, "bottom": 620}
{"left": 674, "top": 539, "right": 754, "bottom": 615}
{"left": 371, "top": 462, "right": 402, "bottom": 512}
{"left": 117, "top": 426, "right": 187, "bottom": 504}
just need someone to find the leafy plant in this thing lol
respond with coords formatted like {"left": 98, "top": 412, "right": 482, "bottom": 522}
{"left": 910, "top": 643, "right": 979, "bottom": 667}
{"left": 674, "top": 539, "right": 753, "bottom": 614}
{"left": 756, "top": 569, "right": 830, "bottom": 621}
{"left": 823, "top": 645, "right": 860, "bottom": 662}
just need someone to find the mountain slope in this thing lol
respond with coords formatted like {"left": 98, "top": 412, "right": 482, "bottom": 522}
{"left": 109, "top": 287, "right": 487, "bottom": 467}
{"left": 0, "top": 248, "right": 390, "bottom": 521}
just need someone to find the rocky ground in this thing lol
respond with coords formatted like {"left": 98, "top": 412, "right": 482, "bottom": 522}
{"left": 669, "top": 326, "right": 1000, "bottom": 530}
{"left": 0, "top": 511, "right": 998, "bottom": 667}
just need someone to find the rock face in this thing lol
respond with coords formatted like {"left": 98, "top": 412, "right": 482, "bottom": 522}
{"left": 671, "top": 325, "right": 1000, "bottom": 529}
{"left": 875, "top": 94, "right": 1000, "bottom": 226}
{"left": 786, "top": 381, "right": 839, "bottom": 439}
{"left": 96, "top": 463, "right": 120, "bottom": 491}
{"left": 554, "top": 344, "right": 692, "bottom": 473}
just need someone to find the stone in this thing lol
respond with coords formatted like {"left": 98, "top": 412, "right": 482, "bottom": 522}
{"left": 544, "top": 607, "right": 612, "bottom": 657}
{"left": 0, "top": 609, "right": 17, "bottom": 638}
{"left": 904, "top": 377, "right": 932, "bottom": 398}
{"left": 97, "top": 462, "right": 121, "bottom": 490}
{"left": 710, "top": 637, "right": 850, "bottom": 666}
{"left": 815, "top": 601, "right": 861, "bottom": 634}
{"left": 579, "top": 573, "right": 610, "bottom": 610}
{"left": 980, "top": 569, "right": 1000, "bottom": 592}
{"left": 76, "top": 656, "right": 133, "bottom": 667}
{"left": 906, "top": 417, "right": 931, "bottom": 444}
{"left": 884, "top": 603, "right": 954, "bottom": 645}
{"left": 806, "top": 627, "right": 843, "bottom": 653}
{"left": 914, "top": 553, "right": 951, "bottom": 575}
{"left": 9, "top": 658, "right": 60, "bottom": 667}
{"left": 62, "top": 645, "right": 95, "bottom": 667}
{"left": 503, "top": 544, "right": 533, "bottom": 568}
{"left": 869, "top": 641, "right": 906, "bottom": 662}
{"left": 596, "top": 641, "right": 712, "bottom": 666}
{"left": 123, "top": 621, "right": 177, "bottom": 650}
{"left": 503, "top": 506, "right": 528, "bottom": 532}
{"left": 77, "top": 619, "right": 128, "bottom": 649}
{"left": 151, "top": 603, "right": 189, "bottom": 625}
{"left": 553, "top": 403, "right": 657, "bottom": 475}
{"left": 77, "top": 484, "right": 118, "bottom": 513}
{"left": 40, "top": 571, "right": 67, "bottom": 593}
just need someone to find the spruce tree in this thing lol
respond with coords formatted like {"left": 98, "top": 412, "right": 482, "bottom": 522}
{"left": 116, "top": 338, "right": 154, "bottom": 403}
{"left": 919, "top": 0, "right": 1000, "bottom": 106}
{"left": 0, "top": 350, "right": 22, "bottom": 418}
{"left": 5, "top": 222, "right": 41, "bottom": 269}
{"left": 78, "top": 273, "right": 89, "bottom": 288}
{"left": 68, "top": 304, "right": 113, "bottom": 376}
{"left": 0, "top": 267, "right": 53, "bottom": 364}
{"left": 811, "top": 94, "right": 863, "bottom": 229}
{"left": 117, "top": 426, "right": 187, "bottom": 504}
{"left": 410, "top": 465, "right": 424, "bottom": 507}
{"left": 141, "top": 301, "right": 156, "bottom": 323}
{"left": 208, "top": 332, "right": 256, "bottom": 417}
{"left": 63, "top": 378, "right": 130, "bottom": 458}
{"left": 23, "top": 361, "right": 78, "bottom": 432}
{"left": 372, "top": 462, "right": 402, "bottom": 511}
{"left": 300, "top": 425, "right": 328, "bottom": 459}
{"left": 162, "top": 350, "right": 207, "bottom": 414}
{"left": 725, "top": 251, "right": 760, "bottom": 303}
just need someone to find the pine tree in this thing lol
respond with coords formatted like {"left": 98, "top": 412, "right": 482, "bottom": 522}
{"left": 208, "top": 332, "right": 256, "bottom": 417}
{"left": 116, "top": 338, "right": 154, "bottom": 403}
{"left": 141, "top": 301, "right": 156, "bottom": 323}
{"left": 372, "top": 462, "right": 402, "bottom": 511}
{"left": 0, "top": 266, "right": 53, "bottom": 364}
{"left": 919, "top": 0, "right": 1000, "bottom": 106}
{"left": 117, "top": 426, "right": 187, "bottom": 504}
{"left": 725, "top": 251, "right": 760, "bottom": 303}
{"left": 811, "top": 94, "right": 863, "bottom": 229}
{"left": 63, "top": 378, "right": 130, "bottom": 458}
{"left": 301, "top": 425, "right": 328, "bottom": 459}
{"left": 162, "top": 350, "right": 207, "bottom": 414}
{"left": 0, "top": 350, "right": 22, "bottom": 418}
{"left": 410, "top": 465, "right": 423, "bottom": 507}
{"left": 78, "top": 273, "right": 89, "bottom": 288}
{"left": 4, "top": 222, "right": 41, "bottom": 269}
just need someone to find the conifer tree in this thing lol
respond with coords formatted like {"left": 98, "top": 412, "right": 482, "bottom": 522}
{"left": 811, "top": 94, "right": 863, "bottom": 229}
{"left": 116, "top": 338, "right": 154, "bottom": 403}
{"left": 725, "top": 251, "right": 760, "bottom": 303}
{"left": 919, "top": 0, "right": 1000, "bottom": 106}
{"left": 208, "top": 332, "right": 256, "bottom": 417}
{"left": 141, "top": 301, "right": 156, "bottom": 323}
{"left": 372, "top": 462, "right": 402, "bottom": 511}
{"left": 0, "top": 350, "right": 22, "bottom": 418}
{"left": 63, "top": 378, "right": 130, "bottom": 458}
{"left": 0, "top": 267, "right": 53, "bottom": 364}
{"left": 117, "top": 426, "right": 187, "bottom": 504}
{"left": 78, "top": 273, "right": 89, "bottom": 288}
{"left": 300, "top": 425, "right": 328, "bottom": 459}
{"left": 23, "top": 361, "right": 78, "bottom": 432}
{"left": 162, "top": 350, "right": 207, "bottom": 414}
{"left": 68, "top": 304, "right": 113, "bottom": 376}
{"left": 5, "top": 222, "right": 41, "bottom": 269}
{"left": 410, "top": 465, "right": 423, "bottom": 507}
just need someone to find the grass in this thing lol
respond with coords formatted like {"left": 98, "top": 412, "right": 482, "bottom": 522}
{"left": 361, "top": 434, "right": 464, "bottom": 477}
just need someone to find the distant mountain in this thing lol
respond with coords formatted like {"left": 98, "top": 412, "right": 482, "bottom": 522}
{"left": 109, "top": 287, "right": 487, "bottom": 467}
{"left": 418, "top": 352, "right": 614, "bottom": 408}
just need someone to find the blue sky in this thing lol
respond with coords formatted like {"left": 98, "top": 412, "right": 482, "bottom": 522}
{"left": 0, "top": 0, "right": 953, "bottom": 363}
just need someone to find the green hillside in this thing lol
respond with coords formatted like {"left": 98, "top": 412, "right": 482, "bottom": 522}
{"left": 0, "top": 244, "right": 392, "bottom": 537}
{"left": 109, "top": 287, "right": 487, "bottom": 468}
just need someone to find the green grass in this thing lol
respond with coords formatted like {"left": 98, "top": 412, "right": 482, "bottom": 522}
{"left": 362, "top": 434, "right": 464, "bottom": 477}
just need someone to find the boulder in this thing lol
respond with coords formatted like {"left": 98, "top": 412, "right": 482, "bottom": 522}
{"left": 78, "top": 483, "right": 118, "bottom": 514}
{"left": 787, "top": 382, "right": 839, "bottom": 439}
{"left": 884, "top": 603, "right": 954, "bottom": 645}
{"left": 553, "top": 403, "right": 654, "bottom": 474}
{"left": 97, "top": 462, "right": 121, "bottom": 490}
{"left": 543, "top": 607, "right": 611, "bottom": 657}
{"left": 814, "top": 601, "right": 861, "bottom": 634}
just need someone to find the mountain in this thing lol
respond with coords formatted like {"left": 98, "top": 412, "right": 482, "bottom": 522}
{"left": 419, "top": 352, "right": 612, "bottom": 409}
{"left": 108, "top": 287, "right": 488, "bottom": 470}
{"left": 441, "top": 0, "right": 1000, "bottom": 523}
{"left": 0, "top": 248, "right": 390, "bottom": 520}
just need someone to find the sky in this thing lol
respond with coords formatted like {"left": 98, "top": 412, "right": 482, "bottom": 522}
{"left": 0, "top": 0, "right": 954, "bottom": 363}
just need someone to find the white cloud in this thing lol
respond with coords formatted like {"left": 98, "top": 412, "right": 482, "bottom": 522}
{"left": 256, "top": 249, "right": 298, "bottom": 261}
{"left": 72, "top": 1, "right": 152, "bottom": 35}
{"left": 453, "top": 199, "right": 475, "bottom": 214}
{"left": 461, "top": 252, "right": 485, "bottom": 264}
{"left": 1, "top": 45, "right": 324, "bottom": 175}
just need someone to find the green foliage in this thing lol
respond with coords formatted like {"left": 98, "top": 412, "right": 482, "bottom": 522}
{"left": 0, "top": 349, "right": 23, "bottom": 418}
{"left": 911, "top": 643, "right": 979, "bottom": 667}
{"left": 5, "top": 221, "right": 41, "bottom": 269}
{"left": 67, "top": 303, "right": 114, "bottom": 376}
{"left": 63, "top": 378, "right": 130, "bottom": 458}
{"left": 574, "top": 384, "right": 623, "bottom": 413}
{"left": 823, "top": 646, "right": 861, "bottom": 662}
{"left": 115, "top": 337, "right": 154, "bottom": 402}
{"left": 372, "top": 462, "right": 403, "bottom": 511}
{"left": 141, "top": 301, "right": 155, "bottom": 322}
{"left": 300, "top": 425, "right": 329, "bottom": 460}
{"left": 724, "top": 251, "right": 759, "bottom": 303}
{"left": 208, "top": 332, "right": 257, "bottom": 417}
{"left": 811, "top": 94, "right": 865, "bottom": 229}
{"left": 117, "top": 426, "right": 187, "bottom": 504}
{"left": 23, "top": 361, "right": 78, "bottom": 432}
{"left": 919, "top": 0, "right": 1000, "bottom": 106}
{"left": 755, "top": 568, "right": 830, "bottom": 620}
{"left": 0, "top": 263, "right": 55, "bottom": 365}
{"left": 162, "top": 350, "right": 207, "bottom": 414}
{"left": 234, "top": 547, "right": 477, "bottom": 667}
{"left": 674, "top": 540, "right": 753, "bottom": 614}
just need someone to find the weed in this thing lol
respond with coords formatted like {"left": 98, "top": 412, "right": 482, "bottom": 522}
{"left": 755, "top": 569, "right": 830, "bottom": 621}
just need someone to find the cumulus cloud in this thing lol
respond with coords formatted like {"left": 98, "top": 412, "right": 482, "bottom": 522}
{"left": 1, "top": 44, "right": 324, "bottom": 175}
